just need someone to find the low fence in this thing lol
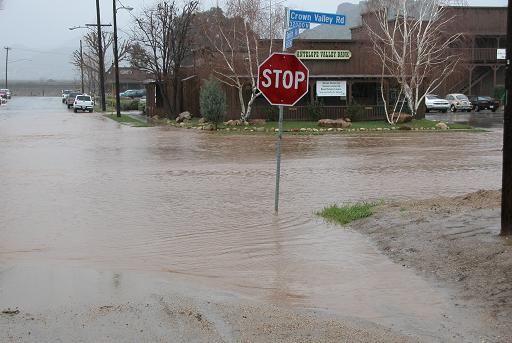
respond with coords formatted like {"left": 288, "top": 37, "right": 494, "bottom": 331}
{"left": 247, "top": 105, "right": 388, "bottom": 122}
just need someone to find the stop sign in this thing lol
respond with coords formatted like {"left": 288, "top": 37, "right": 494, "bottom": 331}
{"left": 257, "top": 53, "right": 309, "bottom": 106}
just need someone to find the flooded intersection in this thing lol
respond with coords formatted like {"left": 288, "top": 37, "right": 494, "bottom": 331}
{"left": 0, "top": 97, "right": 504, "bottom": 341}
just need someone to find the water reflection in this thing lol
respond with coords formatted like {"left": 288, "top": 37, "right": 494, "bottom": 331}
{"left": 427, "top": 111, "right": 504, "bottom": 129}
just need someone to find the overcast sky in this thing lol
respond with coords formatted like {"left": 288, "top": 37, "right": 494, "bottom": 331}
{"left": 0, "top": 0, "right": 507, "bottom": 80}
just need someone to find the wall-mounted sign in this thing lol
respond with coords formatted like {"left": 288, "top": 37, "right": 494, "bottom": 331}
{"left": 316, "top": 80, "right": 347, "bottom": 97}
{"left": 295, "top": 50, "right": 352, "bottom": 60}
{"left": 497, "top": 49, "right": 506, "bottom": 60}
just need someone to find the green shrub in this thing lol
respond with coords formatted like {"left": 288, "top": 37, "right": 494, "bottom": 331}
{"left": 306, "top": 100, "right": 323, "bottom": 121}
{"left": 345, "top": 103, "right": 364, "bottom": 121}
{"left": 266, "top": 106, "right": 279, "bottom": 122}
{"left": 138, "top": 101, "right": 146, "bottom": 114}
{"left": 495, "top": 86, "right": 506, "bottom": 103}
{"left": 120, "top": 100, "right": 140, "bottom": 111}
{"left": 200, "top": 78, "right": 226, "bottom": 129}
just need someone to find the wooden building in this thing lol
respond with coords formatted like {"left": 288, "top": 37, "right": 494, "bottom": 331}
{"left": 145, "top": 5, "right": 506, "bottom": 121}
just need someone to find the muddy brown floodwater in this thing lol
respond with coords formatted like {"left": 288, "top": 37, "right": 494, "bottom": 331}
{"left": 0, "top": 97, "right": 504, "bottom": 341}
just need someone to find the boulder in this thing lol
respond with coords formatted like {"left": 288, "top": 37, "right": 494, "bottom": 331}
{"left": 225, "top": 119, "right": 242, "bottom": 126}
{"left": 255, "top": 127, "right": 265, "bottom": 132}
{"left": 436, "top": 122, "right": 449, "bottom": 130}
{"left": 248, "top": 119, "right": 266, "bottom": 126}
{"left": 198, "top": 117, "right": 207, "bottom": 124}
{"left": 176, "top": 111, "right": 192, "bottom": 123}
{"left": 318, "top": 118, "right": 351, "bottom": 129}
{"left": 391, "top": 112, "right": 413, "bottom": 124}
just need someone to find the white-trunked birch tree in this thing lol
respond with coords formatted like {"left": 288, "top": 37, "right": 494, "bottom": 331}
{"left": 364, "top": 0, "right": 464, "bottom": 124}
{"left": 205, "top": 0, "right": 283, "bottom": 122}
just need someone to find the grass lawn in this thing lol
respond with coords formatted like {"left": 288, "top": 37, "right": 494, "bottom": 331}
{"left": 106, "top": 114, "right": 149, "bottom": 127}
{"left": 317, "top": 202, "right": 376, "bottom": 226}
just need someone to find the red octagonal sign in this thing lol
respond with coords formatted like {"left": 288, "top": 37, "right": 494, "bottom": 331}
{"left": 257, "top": 53, "right": 309, "bottom": 107}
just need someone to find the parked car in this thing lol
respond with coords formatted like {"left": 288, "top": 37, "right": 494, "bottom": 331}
{"left": 62, "top": 90, "right": 73, "bottom": 103}
{"left": 120, "top": 89, "right": 146, "bottom": 99}
{"left": 73, "top": 94, "right": 94, "bottom": 113}
{"left": 65, "top": 92, "right": 81, "bottom": 109}
{"left": 445, "top": 93, "right": 472, "bottom": 112}
{"left": 0, "top": 89, "right": 11, "bottom": 99}
{"left": 467, "top": 95, "right": 500, "bottom": 112}
{"left": 0, "top": 91, "right": 7, "bottom": 104}
{"left": 425, "top": 94, "right": 449, "bottom": 113}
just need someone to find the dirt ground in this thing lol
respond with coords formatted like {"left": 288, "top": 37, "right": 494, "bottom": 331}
{"left": 1, "top": 294, "right": 418, "bottom": 343}
{"left": 350, "top": 190, "right": 512, "bottom": 342}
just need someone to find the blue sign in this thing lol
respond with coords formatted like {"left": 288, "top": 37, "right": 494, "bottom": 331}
{"left": 285, "top": 27, "right": 300, "bottom": 41}
{"left": 289, "top": 9, "right": 346, "bottom": 26}
{"left": 284, "top": 37, "right": 294, "bottom": 50}
{"left": 289, "top": 21, "right": 310, "bottom": 29}
{"left": 284, "top": 27, "right": 300, "bottom": 50}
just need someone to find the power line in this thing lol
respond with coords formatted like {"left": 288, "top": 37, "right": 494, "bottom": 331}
{"left": 8, "top": 47, "right": 70, "bottom": 56}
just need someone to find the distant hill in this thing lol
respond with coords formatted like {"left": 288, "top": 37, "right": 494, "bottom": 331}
{"left": 298, "top": 2, "right": 364, "bottom": 40}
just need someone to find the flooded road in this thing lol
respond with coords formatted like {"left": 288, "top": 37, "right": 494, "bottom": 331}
{"left": 0, "top": 97, "right": 504, "bottom": 341}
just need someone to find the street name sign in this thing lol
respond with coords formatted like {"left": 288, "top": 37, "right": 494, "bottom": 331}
{"left": 289, "top": 21, "right": 311, "bottom": 29}
{"left": 284, "top": 27, "right": 300, "bottom": 50}
{"left": 296, "top": 50, "right": 352, "bottom": 60}
{"left": 289, "top": 9, "right": 346, "bottom": 26}
{"left": 257, "top": 53, "right": 310, "bottom": 106}
{"left": 285, "top": 27, "right": 300, "bottom": 40}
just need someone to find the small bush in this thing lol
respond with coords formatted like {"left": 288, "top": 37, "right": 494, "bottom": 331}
{"left": 306, "top": 100, "right": 323, "bottom": 121}
{"left": 200, "top": 78, "right": 226, "bottom": 129}
{"left": 317, "top": 202, "right": 375, "bottom": 225}
{"left": 495, "top": 86, "right": 506, "bottom": 103}
{"left": 345, "top": 103, "right": 364, "bottom": 121}
{"left": 120, "top": 100, "right": 140, "bottom": 111}
{"left": 266, "top": 106, "right": 279, "bottom": 122}
{"left": 138, "top": 101, "right": 146, "bottom": 114}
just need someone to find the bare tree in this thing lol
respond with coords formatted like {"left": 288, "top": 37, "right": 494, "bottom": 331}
{"left": 71, "top": 31, "right": 130, "bottom": 95}
{"left": 364, "top": 0, "right": 463, "bottom": 123}
{"left": 205, "top": 0, "right": 283, "bottom": 122}
{"left": 131, "top": 0, "right": 199, "bottom": 117}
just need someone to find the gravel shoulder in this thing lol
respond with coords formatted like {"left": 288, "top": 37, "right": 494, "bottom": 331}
{"left": 1, "top": 292, "right": 418, "bottom": 343}
{"left": 350, "top": 190, "right": 512, "bottom": 342}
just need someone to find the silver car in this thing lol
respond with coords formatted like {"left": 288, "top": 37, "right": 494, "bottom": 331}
{"left": 445, "top": 93, "right": 472, "bottom": 112}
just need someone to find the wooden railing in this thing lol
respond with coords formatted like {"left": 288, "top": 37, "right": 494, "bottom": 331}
{"left": 451, "top": 48, "right": 505, "bottom": 63}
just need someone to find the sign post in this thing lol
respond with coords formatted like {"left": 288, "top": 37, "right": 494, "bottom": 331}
{"left": 502, "top": 0, "right": 512, "bottom": 235}
{"left": 257, "top": 53, "right": 309, "bottom": 213}
{"left": 263, "top": 7, "right": 345, "bottom": 213}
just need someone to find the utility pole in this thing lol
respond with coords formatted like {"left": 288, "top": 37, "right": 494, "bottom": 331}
{"left": 502, "top": 0, "right": 512, "bottom": 235}
{"left": 80, "top": 40, "right": 85, "bottom": 94}
{"left": 4, "top": 47, "right": 10, "bottom": 89}
{"left": 113, "top": 0, "right": 121, "bottom": 117}
{"left": 96, "top": 0, "right": 107, "bottom": 112}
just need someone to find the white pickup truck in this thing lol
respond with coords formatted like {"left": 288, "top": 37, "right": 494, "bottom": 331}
{"left": 73, "top": 95, "right": 94, "bottom": 113}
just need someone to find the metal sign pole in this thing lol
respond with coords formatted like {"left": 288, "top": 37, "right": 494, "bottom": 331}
{"left": 274, "top": 8, "right": 289, "bottom": 214}
{"left": 275, "top": 105, "right": 284, "bottom": 213}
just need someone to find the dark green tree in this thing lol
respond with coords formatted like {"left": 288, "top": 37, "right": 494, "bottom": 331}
{"left": 200, "top": 78, "right": 226, "bottom": 130}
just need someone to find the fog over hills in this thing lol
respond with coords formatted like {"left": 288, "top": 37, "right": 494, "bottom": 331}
{"left": 6, "top": 41, "right": 78, "bottom": 82}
